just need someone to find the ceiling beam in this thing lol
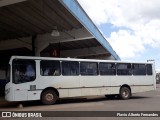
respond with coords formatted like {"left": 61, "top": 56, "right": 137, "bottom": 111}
{"left": 60, "top": 46, "right": 108, "bottom": 58}
{"left": 0, "top": 0, "right": 26, "bottom": 7}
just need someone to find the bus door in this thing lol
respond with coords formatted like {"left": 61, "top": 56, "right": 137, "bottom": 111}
{"left": 12, "top": 59, "right": 36, "bottom": 101}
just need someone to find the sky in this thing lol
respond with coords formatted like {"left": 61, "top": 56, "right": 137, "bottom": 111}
{"left": 78, "top": 0, "right": 160, "bottom": 69}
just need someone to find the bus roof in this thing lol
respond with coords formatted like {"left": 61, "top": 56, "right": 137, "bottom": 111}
{"left": 10, "top": 56, "right": 154, "bottom": 64}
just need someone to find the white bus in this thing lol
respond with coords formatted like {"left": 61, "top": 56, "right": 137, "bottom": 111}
{"left": 5, "top": 56, "right": 156, "bottom": 105}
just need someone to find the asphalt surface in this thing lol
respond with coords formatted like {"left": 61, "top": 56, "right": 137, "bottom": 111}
{"left": 0, "top": 84, "right": 160, "bottom": 120}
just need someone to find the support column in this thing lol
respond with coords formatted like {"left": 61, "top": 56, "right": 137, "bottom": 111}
{"left": 32, "top": 35, "right": 37, "bottom": 56}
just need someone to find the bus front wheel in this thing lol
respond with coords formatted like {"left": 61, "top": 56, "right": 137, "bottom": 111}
{"left": 119, "top": 87, "right": 131, "bottom": 100}
{"left": 41, "top": 90, "right": 58, "bottom": 105}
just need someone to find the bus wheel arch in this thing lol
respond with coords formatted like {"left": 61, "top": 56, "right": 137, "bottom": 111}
{"left": 119, "top": 85, "right": 131, "bottom": 100}
{"left": 40, "top": 87, "right": 59, "bottom": 105}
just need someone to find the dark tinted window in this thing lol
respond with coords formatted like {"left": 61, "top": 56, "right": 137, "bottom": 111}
{"left": 146, "top": 64, "right": 152, "bottom": 75}
{"left": 99, "top": 63, "right": 116, "bottom": 75}
{"left": 117, "top": 63, "right": 132, "bottom": 75}
{"left": 133, "top": 64, "right": 146, "bottom": 75}
{"left": 13, "top": 59, "right": 36, "bottom": 84}
{"left": 40, "top": 60, "right": 61, "bottom": 76}
{"left": 80, "top": 62, "right": 98, "bottom": 75}
{"left": 6, "top": 65, "right": 10, "bottom": 83}
{"left": 62, "top": 61, "right": 79, "bottom": 76}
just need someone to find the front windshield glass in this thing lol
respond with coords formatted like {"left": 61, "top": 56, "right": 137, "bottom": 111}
{"left": 6, "top": 65, "right": 10, "bottom": 83}
{"left": 13, "top": 59, "right": 36, "bottom": 84}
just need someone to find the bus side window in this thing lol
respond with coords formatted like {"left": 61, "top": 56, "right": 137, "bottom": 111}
{"left": 99, "top": 63, "right": 116, "bottom": 75}
{"left": 117, "top": 63, "right": 132, "bottom": 75}
{"left": 40, "top": 60, "right": 61, "bottom": 76}
{"left": 80, "top": 62, "right": 98, "bottom": 76}
{"left": 133, "top": 64, "right": 146, "bottom": 75}
{"left": 62, "top": 61, "right": 79, "bottom": 76}
{"left": 146, "top": 64, "right": 152, "bottom": 75}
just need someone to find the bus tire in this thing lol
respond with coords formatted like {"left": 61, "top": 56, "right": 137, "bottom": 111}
{"left": 41, "top": 90, "right": 58, "bottom": 105}
{"left": 119, "top": 87, "right": 131, "bottom": 100}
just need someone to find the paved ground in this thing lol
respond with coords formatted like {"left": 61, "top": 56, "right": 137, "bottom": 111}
{"left": 0, "top": 84, "right": 160, "bottom": 120}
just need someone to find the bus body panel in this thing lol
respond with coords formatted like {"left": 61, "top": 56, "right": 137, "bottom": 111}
{"left": 5, "top": 82, "right": 14, "bottom": 101}
{"left": 131, "top": 86, "right": 154, "bottom": 93}
{"left": 37, "top": 76, "right": 81, "bottom": 98}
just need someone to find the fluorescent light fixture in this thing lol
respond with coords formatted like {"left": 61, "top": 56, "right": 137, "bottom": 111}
{"left": 51, "top": 30, "right": 60, "bottom": 36}
{"left": 51, "top": 26, "right": 60, "bottom": 36}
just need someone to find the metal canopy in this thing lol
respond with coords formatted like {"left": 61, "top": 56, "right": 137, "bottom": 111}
{"left": 42, "top": 38, "right": 101, "bottom": 52}
{"left": 60, "top": 0, "right": 120, "bottom": 60}
{"left": 0, "top": 0, "right": 82, "bottom": 41}
{"left": 40, "top": 38, "right": 110, "bottom": 58}
{"left": 0, "top": 0, "right": 120, "bottom": 60}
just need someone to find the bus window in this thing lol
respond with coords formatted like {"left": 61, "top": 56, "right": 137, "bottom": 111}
{"left": 40, "top": 60, "right": 61, "bottom": 76}
{"left": 62, "top": 61, "right": 79, "bottom": 76}
{"left": 117, "top": 63, "right": 132, "bottom": 75}
{"left": 146, "top": 64, "right": 152, "bottom": 75}
{"left": 13, "top": 59, "right": 36, "bottom": 84}
{"left": 99, "top": 63, "right": 116, "bottom": 75}
{"left": 80, "top": 62, "right": 98, "bottom": 75}
{"left": 132, "top": 64, "right": 146, "bottom": 75}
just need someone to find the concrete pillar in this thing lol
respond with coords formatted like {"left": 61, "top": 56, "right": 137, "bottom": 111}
{"left": 32, "top": 35, "right": 37, "bottom": 56}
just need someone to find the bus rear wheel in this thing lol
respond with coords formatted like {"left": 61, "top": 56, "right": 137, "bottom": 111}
{"left": 119, "top": 87, "right": 131, "bottom": 100}
{"left": 41, "top": 90, "right": 58, "bottom": 105}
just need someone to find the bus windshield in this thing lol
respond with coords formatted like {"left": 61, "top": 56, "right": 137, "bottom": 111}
{"left": 6, "top": 65, "right": 10, "bottom": 83}
{"left": 12, "top": 59, "right": 36, "bottom": 84}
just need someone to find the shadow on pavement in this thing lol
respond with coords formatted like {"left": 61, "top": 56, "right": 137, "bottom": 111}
{"left": 0, "top": 95, "right": 151, "bottom": 109}
{"left": 130, "top": 96, "right": 150, "bottom": 99}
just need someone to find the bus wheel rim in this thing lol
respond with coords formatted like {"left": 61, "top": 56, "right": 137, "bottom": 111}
{"left": 122, "top": 90, "right": 129, "bottom": 97}
{"left": 45, "top": 93, "right": 54, "bottom": 101}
